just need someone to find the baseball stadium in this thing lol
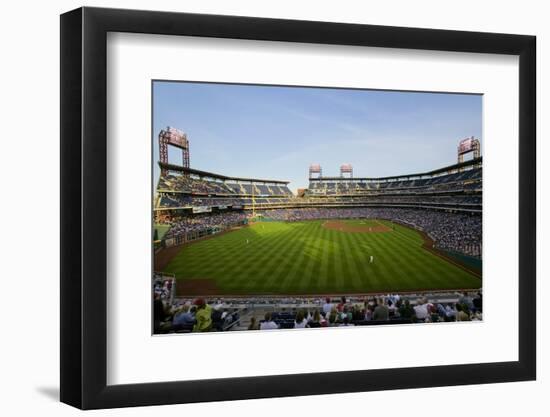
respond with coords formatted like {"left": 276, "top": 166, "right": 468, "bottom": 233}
{"left": 153, "top": 126, "right": 482, "bottom": 334}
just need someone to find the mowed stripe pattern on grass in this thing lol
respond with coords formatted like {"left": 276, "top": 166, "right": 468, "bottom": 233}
{"left": 162, "top": 220, "right": 481, "bottom": 295}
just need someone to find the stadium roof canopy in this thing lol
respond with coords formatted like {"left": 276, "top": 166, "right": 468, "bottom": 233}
{"left": 158, "top": 162, "right": 290, "bottom": 184}
{"left": 309, "top": 157, "right": 482, "bottom": 182}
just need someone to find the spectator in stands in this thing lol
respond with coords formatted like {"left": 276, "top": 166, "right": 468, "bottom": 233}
{"left": 337, "top": 296, "right": 347, "bottom": 312}
{"left": 248, "top": 317, "right": 259, "bottom": 330}
{"left": 221, "top": 309, "right": 234, "bottom": 328}
{"left": 413, "top": 297, "right": 429, "bottom": 321}
{"left": 455, "top": 303, "right": 471, "bottom": 321}
{"left": 387, "top": 299, "right": 397, "bottom": 317}
{"left": 471, "top": 310, "right": 483, "bottom": 321}
{"left": 388, "top": 294, "right": 401, "bottom": 305}
{"left": 309, "top": 310, "right": 322, "bottom": 328}
{"left": 172, "top": 305, "right": 196, "bottom": 329}
{"left": 219, "top": 308, "right": 240, "bottom": 330}
{"left": 364, "top": 303, "right": 375, "bottom": 321}
{"left": 399, "top": 299, "right": 415, "bottom": 320}
{"left": 473, "top": 292, "right": 483, "bottom": 312}
{"left": 393, "top": 299, "right": 403, "bottom": 317}
{"left": 260, "top": 312, "right": 279, "bottom": 330}
{"left": 153, "top": 293, "right": 168, "bottom": 333}
{"left": 351, "top": 304, "right": 364, "bottom": 321}
{"left": 426, "top": 304, "right": 441, "bottom": 323}
{"left": 328, "top": 308, "right": 339, "bottom": 326}
{"left": 322, "top": 297, "right": 333, "bottom": 315}
{"left": 459, "top": 292, "right": 475, "bottom": 311}
{"left": 373, "top": 297, "right": 389, "bottom": 321}
{"left": 210, "top": 306, "right": 225, "bottom": 331}
{"left": 294, "top": 310, "right": 308, "bottom": 328}
{"left": 444, "top": 303, "right": 456, "bottom": 321}
{"left": 192, "top": 298, "right": 213, "bottom": 332}
{"left": 319, "top": 312, "right": 329, "bottom": 327}
{"left": 340, "top": 305, "right": 353, "bottom": 322}
{"left": 434, "top": 303, "right": 451, "bottom": 322}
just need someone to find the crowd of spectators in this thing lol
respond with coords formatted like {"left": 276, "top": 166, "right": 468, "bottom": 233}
{"left": 374, "top": 208, "right": 482, "bottom": 255}
{"left": 255, "top": 208, "right": 366, "bottom": 221}
{"left": 153, "top": 274, "right": 175, "bottom": 302}
{"left": 158, "top": 174, "right": 231, "bottom": 194}
{"left": 158, "top": 194, "right": 295, "bottom": 209}
{"left": 251, "top": 293, "right": 482, "bottom": 329}
{"left": 153, "top": 292, "right": 483, "bottom": 334}
{"left": 350, "top": 194, "right": 481, "bottom": 205}
{"left": 162, "top": 211, "right": 248, "bottom": 239}
{"left": 158, "top": 194, "right": 245, "bottom": 208}
{"left": 307, "top": 167, "right": 481, "bottom": 196}
{"left": 157, "top": 192, "right": 481, "bottom": 210}
{"left": 154, "top": 296, "right": 242, "bottom": 333}
{"left": 157, "top": 174, "right": 292, "bottom": 197}
{"left": 157, "top": 167, "right": 481, "bottom": 213}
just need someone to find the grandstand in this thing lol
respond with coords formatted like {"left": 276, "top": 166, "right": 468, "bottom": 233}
{"left": 156, "top": 163, "right": 293, "bottom": 210}
{"left": 156, "top": 158, "right": 481, "bottom": 212}
{"left": 304, "top": 157, "right": 482, "bottom": 213}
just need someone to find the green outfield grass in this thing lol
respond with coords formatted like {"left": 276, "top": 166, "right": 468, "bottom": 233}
{"left": 162, "top": 219, "right": 481, "bottom": 295}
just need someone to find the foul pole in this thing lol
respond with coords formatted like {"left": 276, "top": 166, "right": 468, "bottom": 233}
{"left": 252, "top": 182, "right": 256, "bottom": 218}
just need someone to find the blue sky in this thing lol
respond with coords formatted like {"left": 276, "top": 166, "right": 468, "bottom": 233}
{"left": 153, "top": 81, "right": 482, "bottom": 192}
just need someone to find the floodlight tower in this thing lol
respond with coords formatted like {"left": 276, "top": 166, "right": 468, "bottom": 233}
{"left": 457, "top": 136, "right": 481, "bottom": 164}
{"left": 159, "top": 127, "right": 190, "bottom": 176}
{"left": 309, "top": 164, "right": 322, "bottom": 179}
{"left": 340, "top": 163, "right": 353, "bottom": 178}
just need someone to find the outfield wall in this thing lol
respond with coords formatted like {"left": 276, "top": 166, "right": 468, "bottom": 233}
{"left": 160, "top": 219, "right": 248, "bottom": 248}
{"left": 441, "top": 250, "right": 482, "bottom": 273}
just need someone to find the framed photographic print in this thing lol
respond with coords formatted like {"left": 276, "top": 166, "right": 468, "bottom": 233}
{"left": 60, "top": 6, "right": 536, "bottom": 410}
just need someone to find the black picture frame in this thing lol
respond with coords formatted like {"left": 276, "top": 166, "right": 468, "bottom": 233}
{"left": 60, "top": 6, "right": 536, "bottom": 410}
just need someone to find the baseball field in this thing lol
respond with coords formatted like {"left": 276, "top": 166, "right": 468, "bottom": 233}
{"left": 161, "top": 219, "right": 481, "bottom": 296}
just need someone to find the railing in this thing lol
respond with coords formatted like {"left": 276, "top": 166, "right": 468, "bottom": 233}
{"left": 221, "top": 307, "right": 250, "bottom": 331}
{"left": 440, "top": 244, "right": 482, "bottom": 259}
